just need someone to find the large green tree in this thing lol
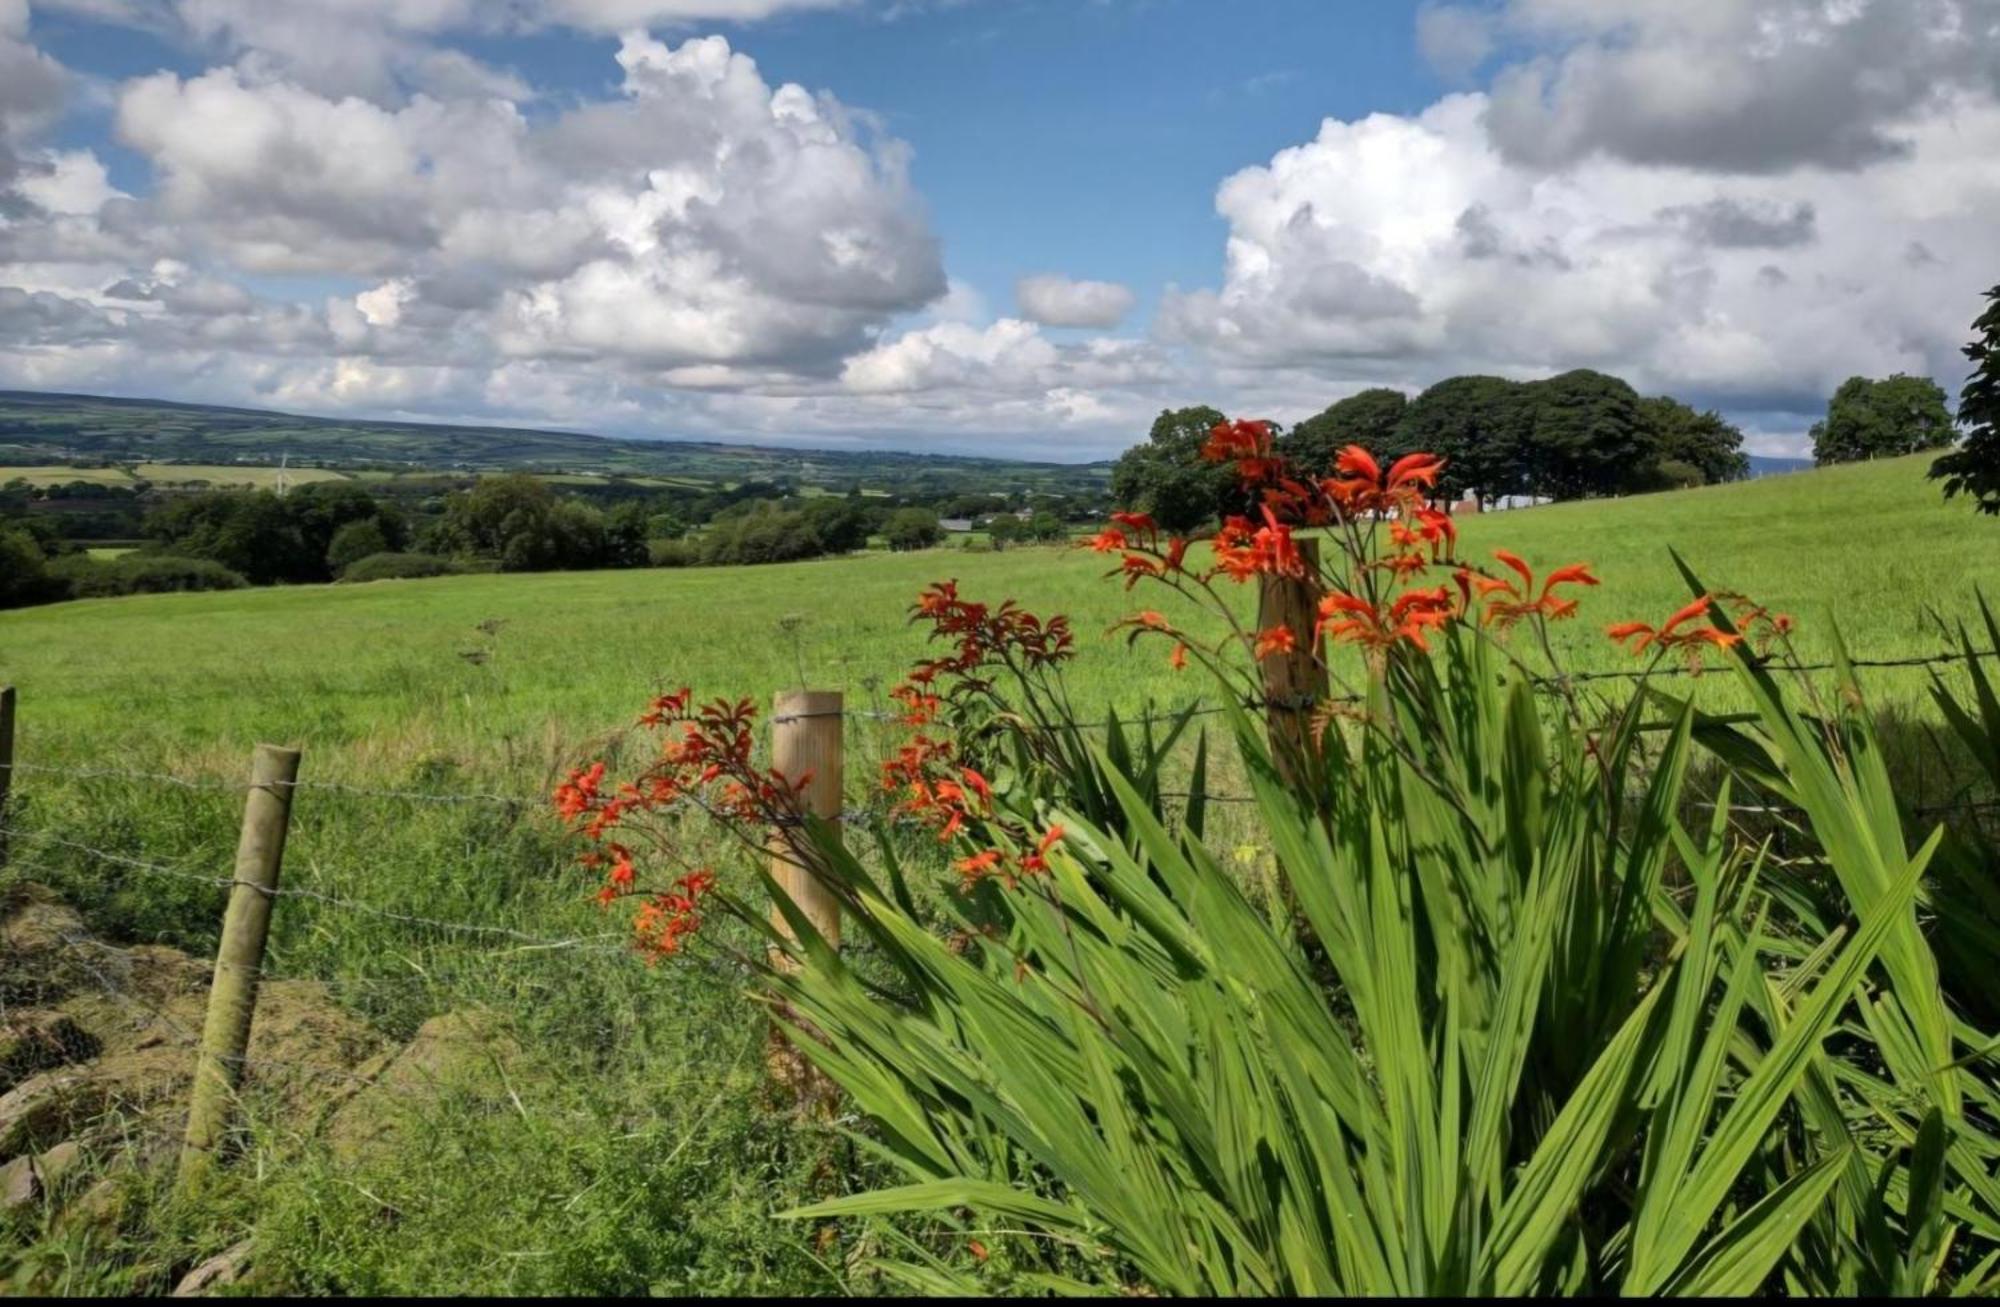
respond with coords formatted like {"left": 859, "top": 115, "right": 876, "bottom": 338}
{"left": 1109, "top": 406, "right": 1246, "bottom": 534}
{"left": 1931, "top": 286, "right": 2000, "bottom": 515}
{"left": 1521, "top": 369, "right": 1647, "bottom": 500}
{"left": 0, "top": 526, "right": 54, "bottom": 609}
{"left": 883, "top": 508, "right": 944, "bottom": 551}
{"left": 1810, "top": 373, "right": 1956, "bottom": 465}
{"left": 1636, "top": 396, "right": 1749, "bottom": 488}
{"left": 1394, "top": 376, "right": 1533, "bottom": 506}
{"left": 432, "top": 473, "right": 623, "bottom": 572}
{"left": 1283, "top": 388, "right": 1409, "bottom": 477}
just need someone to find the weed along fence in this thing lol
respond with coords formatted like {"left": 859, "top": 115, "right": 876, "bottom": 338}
{"left": 4, "top": 608, "right": 2000, "bottom": 1242}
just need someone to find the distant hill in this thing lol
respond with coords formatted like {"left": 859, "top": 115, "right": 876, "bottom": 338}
{"left": 0, "top": 389, "right": 1112, "bottom": 497}
{"left": 1747, "top": 454, "right": 1815, "bottom": 478}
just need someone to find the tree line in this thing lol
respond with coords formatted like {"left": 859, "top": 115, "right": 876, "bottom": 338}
{"left": 1112, "top": 369, "right": 1751, "bottom": 533}
{"left": 0, "top": 470, "right": 1101, "bottom": 610}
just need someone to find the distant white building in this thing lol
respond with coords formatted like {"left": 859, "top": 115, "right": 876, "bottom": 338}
{"left": 939, "top": 517, "right": 974, "bottom": 533}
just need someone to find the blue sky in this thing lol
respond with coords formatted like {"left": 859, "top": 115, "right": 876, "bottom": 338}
{"left": 1, "top": 0, "right": 1995, "bottom": 460}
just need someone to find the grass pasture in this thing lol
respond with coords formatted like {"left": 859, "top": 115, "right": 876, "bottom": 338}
{"left": 0, "top": 465, "right": 137, "bottom": 488}
{"left": 1, "top": 452, "right": 1997, "bottom": 1294}
{"left": 131, "top": 463, "right": 352, "bottom": 489}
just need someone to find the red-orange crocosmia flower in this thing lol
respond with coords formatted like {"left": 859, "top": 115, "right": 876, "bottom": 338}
{"left": 1607, "top": 595, "right": 1744, "bottom": 669}
{"left": 1324, "top": 445, "right": 1445, "bottom": 517}
{"left": 1170, "top": 642, "right": 1188, "bottom": 672}
{"left": 1019, "top": 823, "right": 1066, "bottom": 875}
{"left": 1476, "top": 549, "right": 1600, "bottom": 629}
{"left": 1110, "top": 510, "right": 1158, "bottom": 544}
{"left": 1201, "top": 418, "right": 1283, "bottom": 482}
{"left": 954, "top": 848, "right": 1004, "bottom": 884}
{"left": 1253, "top": 624, "right": 1297, "bottom": 660}
{"left": 1316, "top": 586, "right": 1455, "bottom": 653}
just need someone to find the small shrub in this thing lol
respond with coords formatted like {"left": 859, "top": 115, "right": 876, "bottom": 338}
{"left": 49, "top": 552, "right": 248, "bottom": 598}
{"left": 339, "top": 552, "right": 461, "bottom": 583}
{"left": 327, "top": 519, "right": 391, "bottom": 573}
{"left": 648, "top": 538, "right": 697, "bottom": 568}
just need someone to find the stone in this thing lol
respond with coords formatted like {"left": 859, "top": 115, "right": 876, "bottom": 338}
{"left": 0, "top": 1153, "right": 37, "bottom": 1208}
{"left": 1, "top": 1013, "right": 100, "bottom": 1092}
{"left": 0, "top": 1140, "right": 83, "bottom": 1211}
{"left": 172, "top": 1239, "right": 254, "bottom": 1297}
{"left": 0, "top": 1071, "right": 105, "bottom": 1160}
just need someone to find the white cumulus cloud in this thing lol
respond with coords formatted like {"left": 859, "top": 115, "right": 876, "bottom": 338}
{"left": 1014, "top": 274, "right": 1138, "bottom": 329}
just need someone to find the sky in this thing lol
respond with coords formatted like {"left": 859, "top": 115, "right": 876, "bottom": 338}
{"left": 0, "top": 0, "right": 1996, "bottom": 462}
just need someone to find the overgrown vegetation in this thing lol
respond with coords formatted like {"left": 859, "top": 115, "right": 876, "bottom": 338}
{"left": 1, "top": 452, "right": 1996, "bottom": 1295}
{"left": 568, "top": 423, "right": 2000, "bottom": 1294}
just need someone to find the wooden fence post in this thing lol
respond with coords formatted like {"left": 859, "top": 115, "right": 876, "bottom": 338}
{"left": 179, "top": 742, "right": 300, "bottom": 1191}
{"left": 0, "top": 685, "right": 15, "bottom": 871}
{"left": 768, "top": 690, "right": 843, "bottom": 958}
{"left": 764, "top": 691, "right": 843, "bottom": 1111}
{"left": 1258, "top": 537, "right": 1329, "bottom": 787}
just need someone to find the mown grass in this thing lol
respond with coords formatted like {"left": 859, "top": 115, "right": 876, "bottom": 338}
{"left": 1, "top": 452, "right": 1996, "bottom": 1295}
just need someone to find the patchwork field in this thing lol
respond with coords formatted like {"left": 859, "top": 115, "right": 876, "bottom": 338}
{"left": 2, "top": 452, "right": 1996, "bottom": 1295}
{"left": 131, "top": 463, "right": 353, "bottom": 489}
{"left": 0, "top": 465, "right": 139, "bottom": 488}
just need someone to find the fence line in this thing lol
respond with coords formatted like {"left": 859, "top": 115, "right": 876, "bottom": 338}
{"left": 3, "top": 638, "right": 1992, "bottom": 802}
{"left": 0, "top": 827, "right": 632, "bottom": 953}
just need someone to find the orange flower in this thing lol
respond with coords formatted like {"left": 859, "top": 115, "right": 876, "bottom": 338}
{"left": 1253, "top": 624, "right": 1297, "bottom": 659}
{"left": 955, "top": 848, "right": 1004, "bottom": 882}
{"left": 1200, "top": 418, "right": 1283, "bottom": 481}
{"left": 1316, "top": 586, "right": 1454, "bottom": 653}
{"left": 1324, "top": 445, "right": 1445, "bottom": 516}
{"left": 1608, "top": 594, "right": 1743, "bottom": 669}
{"left": 1209, "top": 507, "right": 1305, "bottom": 584}
{"left": 1476, "top": 550, "right": 1599, "bottom": 629}
{"left": 1019, "top": 824, "right": 1066, "bottom": 875}
{"left": 1110, "top": 510, "right": 1158, "bottom": 542}
{"left": 1170, "top": 642, "right": 1188, "bottom": 672}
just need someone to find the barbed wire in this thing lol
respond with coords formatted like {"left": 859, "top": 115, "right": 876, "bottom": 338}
{"left": 0, "top": 826, "right": 629, "bottom": 953}
{"left": 5, "top": 640, "right": 1992, "bottom": 801}
{"left": 0, "top": 760, "right": 543, "bottom": 805}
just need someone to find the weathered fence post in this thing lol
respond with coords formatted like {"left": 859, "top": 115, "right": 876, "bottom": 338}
{"left": 764, "top": 691, "right": 843, "bottom": 1110}
{"left": 1257, "top": 537, "right": 1329, "bottom": 786}
{"left": 0, "top": 685, "right": 15, "bottom": 871}
{"left": 179, "top": 742, "right": 300, "bottom": 1190}
{"left": 767, "top": 690, "right": 843, "bottom": 959}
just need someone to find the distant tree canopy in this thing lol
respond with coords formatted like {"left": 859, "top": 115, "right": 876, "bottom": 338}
{"left": 143, "top": 482, "right": 405, "bottom": 585}
{"left": 1523, "top": 370, "right": 1648, "bottom": 502}
{"left": 1811, "top": 373, "right": 1956, "bottom": 466}
{"left": 1931, "top": 286, "right": 2000, "bottom": 515}
{"left": 1396, "top": 376, "right": 1534, "bottom": 505}
{"left": 0, "top": 525, "right": 57, "bottom": 608}
{"left": 1109, "top": 372, "right": 1747, "bottom": 526}
{"left": 697, "top": 497, "right": 870, "bottom": 567}
{"left": 1282, "top": 389, "right": 1409, "bottom": 476}
{"left": 1638, "top": 396, "right": 1751, "bottom": 488}
{"left": 1110, "top": 406, "right": 1251, "bottom": 534}
{"left": 883, "top": 507, "right": 945, "bottom": 552}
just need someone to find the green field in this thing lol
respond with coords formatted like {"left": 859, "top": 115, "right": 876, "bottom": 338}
{"left": 132, "top": 462, "right": 353, "bottom": 489}
{"left": 2, "top": 453, "right": 1996, "bottom": 1294}
{"left": 2, "top": 454, "right": 1991, "bottom": 773}
{"left": 0, "top": 465, "right": 138, "bottom": 487}
{"left": 0, "top": 388, "right": 1113, "bottom": 497}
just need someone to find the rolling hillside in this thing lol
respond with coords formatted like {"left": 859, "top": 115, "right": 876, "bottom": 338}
{"left": 0, "top": 388, "right": 1114, "bottom": 496}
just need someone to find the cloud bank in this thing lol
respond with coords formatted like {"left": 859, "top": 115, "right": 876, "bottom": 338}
{"left": 1, "top": 0, "right": 1995, "bottom": 458}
